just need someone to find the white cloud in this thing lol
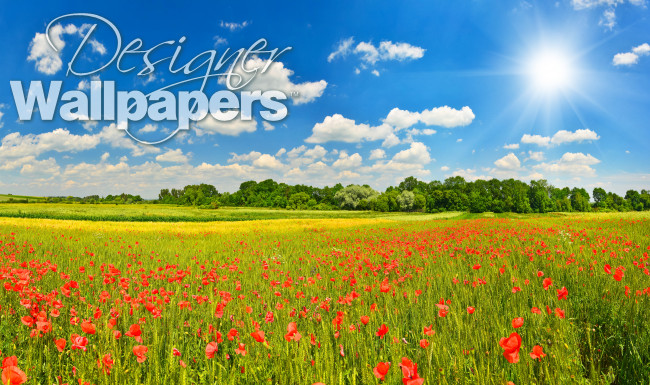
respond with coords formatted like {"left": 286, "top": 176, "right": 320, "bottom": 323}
{"left": 328, "top": 37, "right": 355, "bottom": 62}
{"left": 392, "top": 142, "right": 431, "bottom": 164}
{"left": 139, "top": 124, "right": 159, "bottom": 134}
{"left": 383, "top": 106, "right": 475, "bottom": 130}
{"left": 521, "top": 129, "right": 599, "bottom": 147}
{"left": 332, "top": 152, "right": 363, "bottom": 169}
{"left": 220, "top": 21, "right": 250, "bottom": 31}
{"left": 195, "top": 115, "right": 258, "bottom": 136}
{"left": 228, "top": 151, "right": 262, "bottom": 163}
{"left": 381, "top": 133, "right": 401, "bottom": 148}
{"left": 0, "top": 111, "right": 4, "bottom": 129}
{"left": 525, "top": 151, "right": 545, "bottom": 162}
{"left": 303, "top": 145, "right": 327, "bottom": 159}
{"left": 305, "top": 114, "right": 393, "bottom": 144}
{"left": 263, "top": 121, "right": 275, "bottom": 131}
{"left": 600, "top": 8, "right": 617, "bottom": 30}
{"left": 27, "top": 24, "right": 103, "bottom": 75}
{"left": 213, "top": 36, "right": 228, "bottom": 47}
{"left": 614, "top": 43, "right": 650, "bottom": 66}
{"left": 156, "top": 149, "right": 189, "bottom": 164}
{"left": 253, "top": 154, "right": 284, "bottom": 169}
{"left": 97, "top": 124, "right": 161, "bottom": 156}
{"left": 494, "top": 153, "right": 521, "bottom": 170}
{"left": 0, "top": 128, "right": 100, "bottom": 162}
{"left": 440, "top": 166, "right": 450, "bottom": 171}
{"left": 503, "top": 143, "right": 520, "bottom": 149}
{"left": 369, "top": 149, "right": 386, "bottom": 160}
{"left": 220, "top": 57, "right": 327, "bottom": 105}
{"left": 521, "top": 134, "right": 551, "bottom": 147}
{"left": 328, "top": 38, "right": 425, "bottom": 73}
{"left": 613, "top": 52, "right": 639, "bottom": 66}
{"left": 534, "top": 152, "right": 600, "bottom": 176}
{"left": 100, "top": 152, "right": 110, "bottom": 162}
{"left": 633, "top": 43, "right": 650, "bottom": 55}
{"left": 550, "top": 129, "right": 600, "bottom": 144}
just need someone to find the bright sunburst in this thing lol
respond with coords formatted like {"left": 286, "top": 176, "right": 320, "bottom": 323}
{"left": 527, "top": 50, "right": 574, "bottom": 93}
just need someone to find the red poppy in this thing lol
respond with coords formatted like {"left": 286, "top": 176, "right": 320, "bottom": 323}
{"left": 1, "top": 366, "right": 27, "bottom": 385}
{"left": 133, "top": 345, "right": 148, "bottom": 363}
{"left": 205, "top": 342, "right": 218, "bottom": 359}
{"left": 423, "top": 324, "right": 435, "bottom": 336}
{"left": 542, "top": 278, "right": 552, "bottom": 290}
{"left": 419, "top": 339, "right": 430, "bottom": 348}
{"left": 467, "top": 306, "right": 475, "bottom": 314}
{"left": 399, "top": 357, "right": 424, "bottom": 385}
{"left": 531, "top": 307, "right": 541, "bottom": 315}
{"left": 54, "top": 338, "right": 66, "bottom": 352}
{"left": 512, "top": 317, "right": 524, "bottom": 329}
{"left": 376, "top": 324, "right": 389, "bottom": 339}
{"left": 499, "top": 332, "right": 522, "bottom": 363}
{"left": 360, "top": 315, "right": 370, "bottom": 325}
{"left": 604, "top": 264, "right": 612, "bottom": 274}
{"left": 373, "top": 362, "right": 390, "bottom": 381}
{"left": 1, "top": 357, "right": 17, "bottom": 369}
{"left": 80, "top": 320, "right": 96, "bottom": 335}
{"left": 557, "top": 287, "right": 568, "bottom": 300}
{"left": 284, "top": 322, "right": 302, "bottom": 342}
{"left": 70, "top": 334, "right": 88, "bottom": 351}
{"left": 125, "top": 324, "right": 143, "bottom": 343}
{"left": 251, "top": 330, "right": 266, "bottom": 343}
{"left": 530, "top": 345, "right": 546, "bottom": 361}
{"left": 555, "top": 308, "right": 565, "bottom": 319}
{"left": 235, "top": 343, "right": 247, "bottom": 356}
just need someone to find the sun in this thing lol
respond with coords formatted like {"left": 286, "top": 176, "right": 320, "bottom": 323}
{"left": 527, "top": 50, "right": 573, "bottom": 93}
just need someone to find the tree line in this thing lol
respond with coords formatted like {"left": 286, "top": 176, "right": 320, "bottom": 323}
{"left": 153, "top": 177, "right": 650, "bottom": 213}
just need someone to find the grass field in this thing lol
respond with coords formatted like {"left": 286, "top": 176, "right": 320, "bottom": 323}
{"left": 0, "top": 194, "right": 46, "bottom": 203}
{"left": 0, "top": 211, "right": 648, "bottom": 384}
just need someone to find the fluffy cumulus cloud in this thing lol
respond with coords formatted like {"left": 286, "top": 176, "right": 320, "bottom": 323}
{"left": 332, "top": 151, "right": 363, "bottom": 169}
{"left": 156, "top": 149, "right": 189, "bottom": 164}
{"left": 521, "top": 129, "right": 600, "bottom": 147}
{"left": 28, "top": 24, "right": 105, "bottom": 75}
{"left": 307, "top": 105, "right": 474, "bottom": 145}
{"left": 494, "top": 153, "right": 521, "bottom": 170}
{"left": 534, "top": 152, "right": 601, "bottom": 177}
{"left": 219, "top": 57, "right": 327, "bottom": 105}
{"left": 613, "top": 43, "right": 650, "bottom": 66}
{"left": 305, "top": 114, "right": 393, "bottom": 144}
{"left": 384, "top": 106, "right": 475, "bottom": 129}
{"left": 328, "top": 37, "right": 425, "bottom": 74}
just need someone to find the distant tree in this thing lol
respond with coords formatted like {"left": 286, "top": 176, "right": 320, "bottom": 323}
{"left": 396, "top": 190, "right": 415, "bottom": 212}
{"left": 334, "top": 185, "right": 379, "bottom": 209}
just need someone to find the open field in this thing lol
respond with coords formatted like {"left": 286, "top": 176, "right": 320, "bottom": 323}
{"left": 0, "top": 194, "right": 46, "bottom": 203}
{"left": 0, "top": 212, "right": 648, "bottom": 384}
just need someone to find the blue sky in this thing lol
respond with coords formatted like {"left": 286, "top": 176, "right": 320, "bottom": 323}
{"left": 0, "top": 0, "right": 648, "bottom": 198}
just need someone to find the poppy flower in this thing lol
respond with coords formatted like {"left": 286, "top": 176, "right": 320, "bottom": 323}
{"left": 54, "top": 338, "right": 66, "bottom": 352}
{"left": 360, "top": 315, "right": 370, "bottom": 325}
{"left": 80, "top": 320, "right": 96, "bottom": 335}
{"left": 205, "top": 342, "right": 218, "bottom": 359}
{"left": 542, "top": 278, "right": 552, "bottom": 290}
{"left": 512, "top": 317, "right": 524, "bottom": 329}
{"left": 284, "top": 322, "right": 302, "bottom": 342}
{"left": 499, "top": 332, "right": 522, "bottom": 363}
{"left": 419, "top": 339, "right": 430, "bottom": 348}
{"left": 373, "top": 362, "right": 390, "bottom": 381}
{"left": 376, "top": 324, "right": 389, "bottom": 339}
{"left": 133, "top": 345, "right": 148, "bottom": 363}
{"left": 604, "top": 264, "right": 612, "bottom": 274}
{"left": 467, "top": 307, "right": 475, "bottom": 314}
{"left": 235, "top": 343, "right": 247, "bottom": 356}
{"left": 554, "top": 308, "right": 565, "bottom": 319}
{"left": 613, "top": 268, "right": 624, "bottom": 282}
{"left": 1, "top": 366, "right": 27, "bottom": 385}
{"left": 423, "top": 325, "right": 435, "bottom": 336}
{"left": 399, "top": 357, "right": 424, "bottom": 385}
{"left": 531, "top": 307, "right": 542, "bottom": 315}
{"left": 251, "top": 330, "right": 266, "bottom": 343}
{"left": 556, "top": 287, "right": 568, "bottom": 300}
{"left": 125, "top": 324, "right": 143, "bottom": 343}
{"left": 1, "top": 357, "right": 17, "bottom": 369}
{"left": 530, "top": 345, "right": 546, "bottom": 361}
{"left": 70, "top": 334, "right": 88, "bottom": 351}
{"left": 173, "top": 348, "right": 181, "bottom": 357}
